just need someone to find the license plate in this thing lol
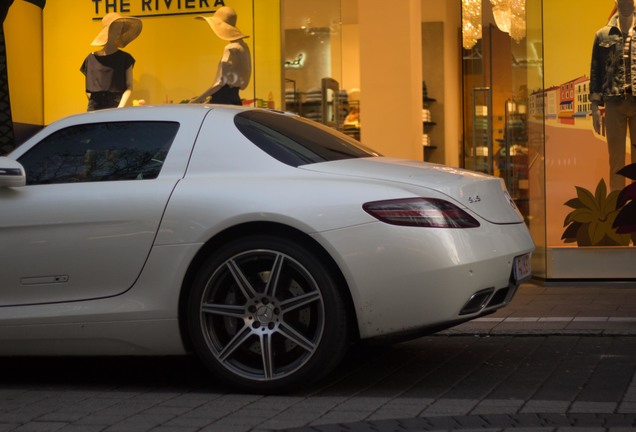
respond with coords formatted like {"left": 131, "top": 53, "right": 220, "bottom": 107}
{"left": 513, "top": 253, "right": 532, "bottom": 282}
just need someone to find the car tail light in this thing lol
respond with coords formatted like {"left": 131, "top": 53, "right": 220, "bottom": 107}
{"left": 363, "top": 198, "right": 480, "bottom": 228}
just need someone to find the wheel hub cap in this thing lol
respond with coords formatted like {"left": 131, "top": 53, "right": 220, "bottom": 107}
{"left": 256, "top": 303, "right": 277, "bottom": 325}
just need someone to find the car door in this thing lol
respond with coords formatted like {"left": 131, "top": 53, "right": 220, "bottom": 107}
{"left": 0, "top": 120, "right": 183, "bottom": 306}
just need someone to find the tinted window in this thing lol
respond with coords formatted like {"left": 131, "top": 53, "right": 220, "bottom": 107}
{"left": 234, "top": 111, "right": 380, "bottom": 167}
{"left": 18, "top": 121, "right": 179, "bottom": 185}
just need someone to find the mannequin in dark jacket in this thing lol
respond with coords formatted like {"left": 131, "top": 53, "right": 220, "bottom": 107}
{"left": 590, "top": 0, "right": 636, "bottom": 191}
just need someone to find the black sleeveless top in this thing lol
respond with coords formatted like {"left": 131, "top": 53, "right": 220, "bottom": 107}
{"left": 80, "top": 50, "right": 135, "bottom": 93}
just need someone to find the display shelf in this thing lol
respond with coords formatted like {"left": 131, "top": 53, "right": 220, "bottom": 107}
{"left": 422, "top": 87, "right": 438, "bottom": 157}
{"left": 500, "top": 99, "right": 529, "bottom": 221}
{"left": 285, "top": 78, "right": 358, "bottom": 137}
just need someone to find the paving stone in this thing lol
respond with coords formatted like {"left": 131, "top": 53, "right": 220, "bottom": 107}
{"left": 10, "top": 422, "right": 68, "bottom": 431}
{"left": 521, "top": 399, "right": 570, "bottom": 413}
{"left": 569, "top": 401, "right": 617, "bottom": 413}
{"left": 617, "top": 401, "right": 636, "bottom": 413}
{"left": 472, "top": 399, "right": 525, "bottom": 414}
{"left": 56, "top": 425, "right": 106, "bottom": 432}
{"left": 419, "top": 398, "right": 479, "bottom": 416}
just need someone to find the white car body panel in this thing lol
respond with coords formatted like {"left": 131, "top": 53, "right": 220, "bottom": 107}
{"left": 0, "top": 180, "right": 178, "bottom": 305}
{"left": 0, "top": 104, "right": 535, "bottom": 359}
{"left": 0, "top": 243, "right": 198, "bottom": 355}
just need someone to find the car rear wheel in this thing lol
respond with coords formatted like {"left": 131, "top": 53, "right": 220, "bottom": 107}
{"left": 187, "top": 234, "right": 350, "bottom": 393}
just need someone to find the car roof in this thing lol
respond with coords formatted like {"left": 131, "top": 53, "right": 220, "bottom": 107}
{"left": 9, "top": 105, "right": 270, "bottom": 159}
{"left": 60, "top": 104, "right": 247, "bottom": 122}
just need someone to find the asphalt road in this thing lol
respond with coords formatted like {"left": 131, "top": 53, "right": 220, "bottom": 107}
{"left": 1, "top": 334, "right": 636, "bottom": 431}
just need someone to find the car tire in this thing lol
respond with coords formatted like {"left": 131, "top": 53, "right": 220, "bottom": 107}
{"left": 187, "top": 234, "right": 350, "bottom": 393}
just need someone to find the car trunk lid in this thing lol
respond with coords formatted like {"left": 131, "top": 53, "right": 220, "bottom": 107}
{"left": 300, "top": 158, "right": 524, "bottom": 224}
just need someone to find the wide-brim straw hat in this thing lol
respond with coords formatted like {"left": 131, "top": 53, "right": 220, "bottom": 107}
{"left": 91, "top": 12, "right": 142, "bottom": 47}
{"left": 197, "top": 6, "right": 248, "bottom": 41}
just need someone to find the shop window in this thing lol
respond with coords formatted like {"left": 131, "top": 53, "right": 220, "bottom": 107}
{"left": 462, "top": 0, "right": 636, "bottom": 279}
{"left": 282, "top": 0, "right": 360, "bottom": 140}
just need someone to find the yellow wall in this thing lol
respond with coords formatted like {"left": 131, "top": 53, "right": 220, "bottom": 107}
{"left": 38, "top": 0, "right": 280, "bottom": 124}
{"left": 5, "top": 1, "right": 43, "bottom": 125}
{"left": 254, "top": 0, "right": 283, "bottom": 110}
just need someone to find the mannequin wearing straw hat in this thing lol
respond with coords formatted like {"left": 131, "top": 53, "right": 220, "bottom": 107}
{"left": 190, "top": 6, "right": 251, "bottom": 105}
{"left": 80, "top": 13, "right": 142, "bottom": 111}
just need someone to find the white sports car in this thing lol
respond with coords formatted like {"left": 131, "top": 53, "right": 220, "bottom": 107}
{"left": 0, "top": 105, "right": 533, "bottom": 393}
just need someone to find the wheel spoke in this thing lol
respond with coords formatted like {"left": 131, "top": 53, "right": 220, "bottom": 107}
{"left": 218, "top": 326, "right": 252, "bottom": 362}
{"left": 280, "top": 290, "right": 322, "bottom": 314}
{"left": 260, "top": 334, "right": 275, "bottom": 379}
{"left": 278, "top": 322, "right": 317, "bottom": 353}
{"left": 201, "top": 302, "right": 245, "bottom": 319}
{"left": 226, "top": 258, "right": 258, "bottom": 300}
{"left": 264, "top": 253, "right": 284, "bottom": 298}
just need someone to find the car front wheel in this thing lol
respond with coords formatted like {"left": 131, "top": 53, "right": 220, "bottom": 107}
{"left": 187, "top": 235, "right": 350, "bottom": 393}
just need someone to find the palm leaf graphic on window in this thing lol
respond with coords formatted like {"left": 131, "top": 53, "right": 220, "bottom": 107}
{"left": 612, "top": 163, "right": 636, "bottom": 236}
{"left": 562, "top": 177, "right": 631, "bottom": 247}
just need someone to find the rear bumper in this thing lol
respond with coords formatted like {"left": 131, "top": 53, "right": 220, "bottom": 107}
{"left": 315, "top": 221, "right": 534, "bottom": 339}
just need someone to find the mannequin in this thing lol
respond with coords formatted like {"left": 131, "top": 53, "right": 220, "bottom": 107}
{"left": 80, "top": 13, "right": 142, "bottom": 111}
{"left": 190, "top": 6, "right": 251, "bottom": 105}
{"left": 590, "top": 0, "right": 636, "bottom": 191}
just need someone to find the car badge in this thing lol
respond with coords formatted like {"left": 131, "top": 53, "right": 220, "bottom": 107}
{"left": 504, "top": 191, "right": 517, "bottom": 210}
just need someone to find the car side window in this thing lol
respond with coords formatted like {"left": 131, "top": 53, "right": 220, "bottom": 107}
{"left": 17, "top": 121, "right": 179, "bottom": 185}
{"left": 234, "top": 111, "right": 379, "bottom": 167}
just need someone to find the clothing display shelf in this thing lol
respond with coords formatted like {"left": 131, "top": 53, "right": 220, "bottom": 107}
{"left": 471, "top": 87, "right": 493, "bottom": 175}
{"left": 284, "top": 79, "right": 301, "bottom": 114}
{"left": 284, "top": 78, "right": 350, "bottom": 132}
{"left": 422, "top": 96, "right": 437, "bottom": 152}
{"left": 343, "top": 99, "right": 360, "bottom": 140}
{"left": 499, "top": 99, "right": 529, "bottom": 221}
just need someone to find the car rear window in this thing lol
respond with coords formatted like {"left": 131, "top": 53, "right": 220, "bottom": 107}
{"left": 234, "top": 110, "right": 380, "bottom": 167}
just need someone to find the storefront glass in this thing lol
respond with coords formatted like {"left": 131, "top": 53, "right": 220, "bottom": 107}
{"left": 541, "top": 0, "right": 636, "bottom": 279}
{"left": 282, "top": 0, "right": 360, "bottom": 140}
{"left": 461, "top": 0, "right": 545, "bottom": 274}
{"left": 461, "top": 0, "right": 539, "bottom": 216}
{"left": 4, "top": 0, "right": 282, "bottom": 145}
{"left": 462, "top": 0, "right": 636, "bottom": 279}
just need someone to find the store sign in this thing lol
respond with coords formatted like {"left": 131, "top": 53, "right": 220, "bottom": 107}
{"left": 90, "top": 0, "right": 226, "bottom": 18}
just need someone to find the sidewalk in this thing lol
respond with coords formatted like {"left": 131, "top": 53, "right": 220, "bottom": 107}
{"left": 443, "top": 279, "right": 636, "bottom": 336}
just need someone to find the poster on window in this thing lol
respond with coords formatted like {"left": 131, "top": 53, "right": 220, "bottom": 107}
{"left": 542, "top": 0, "right": 636, "bottom": 248}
